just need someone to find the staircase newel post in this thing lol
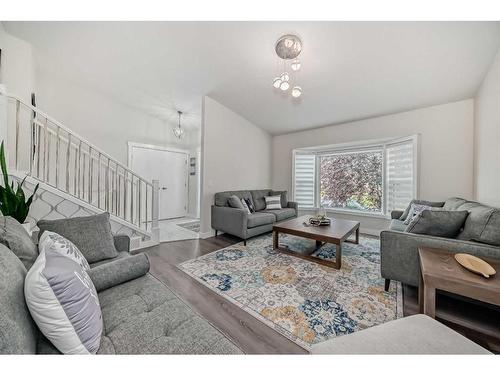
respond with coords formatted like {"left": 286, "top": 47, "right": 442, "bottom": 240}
{"left": 152, "top": 179, "right": 160, "bottom": 243}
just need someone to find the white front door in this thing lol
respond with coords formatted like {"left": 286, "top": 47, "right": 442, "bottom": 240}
{"left": 130, "top": 146, "right": 188, "bottom": 220}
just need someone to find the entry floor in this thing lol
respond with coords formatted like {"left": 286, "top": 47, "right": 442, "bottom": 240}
{"left": 158, "top": 217, "right": 200, "bottom": 242}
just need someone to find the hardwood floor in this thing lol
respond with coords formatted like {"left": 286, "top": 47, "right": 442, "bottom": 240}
{"left": 140, "top": 234, "right": 500, "bottom": 354}
{"left": 141, "top": 234, "right": 307, "bottom": 354}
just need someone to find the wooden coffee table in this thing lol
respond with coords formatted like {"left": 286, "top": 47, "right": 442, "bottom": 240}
{"left": 272, "top": 215, "right": 360, "bottom": 269}
{"left": 419, "top": 247, "right": 500, "bottom": 318}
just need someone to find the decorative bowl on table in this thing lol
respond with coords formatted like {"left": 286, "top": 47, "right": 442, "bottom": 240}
{"left": 454, "top": 253, "right": 496, "bottom": 278}
{"left": 309, "top": 216, "right": 331, "bottom": 226}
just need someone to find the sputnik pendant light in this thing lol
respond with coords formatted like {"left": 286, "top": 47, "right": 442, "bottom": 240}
{"left": 173, "top": 110, "right": 184, "bottom": 139}
{"left": 272, "top": 34, "right": 303, "bottom": 99}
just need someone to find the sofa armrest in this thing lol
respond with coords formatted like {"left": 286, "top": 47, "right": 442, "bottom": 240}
{"left": 211, "top": 205, "right": 248, "bottom": 238}
{"left": 390, "top": 210, "right": 404, "bottom": 219}
{"left": 113, "top": 234, "right": 130, "bottom": 253}
{"left": 287, "top": 201, "right": 298, "bottom": 210}
{"left": 380, "top": 230, "right": 500, "bottom": 286}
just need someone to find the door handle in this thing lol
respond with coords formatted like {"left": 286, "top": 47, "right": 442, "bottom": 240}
{"left": 161, "top": 187, "right": 168, "bottom": 190}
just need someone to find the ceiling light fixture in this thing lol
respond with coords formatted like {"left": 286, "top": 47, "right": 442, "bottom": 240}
{"left": 291, "top": 86, "right": 302, "bottom": 98}
{"left": 291, "top": 59, "right": 301, "bottom": 71}
{"left": 173, "top": 110, "right": 184, "bottom": 139}
{"left": 272, "top": 34, "right": 303, "bottom": 99}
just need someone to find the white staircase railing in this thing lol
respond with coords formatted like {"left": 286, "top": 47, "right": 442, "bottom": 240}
{"left": 2, "top": 93, "right": 159, "bottom": 240}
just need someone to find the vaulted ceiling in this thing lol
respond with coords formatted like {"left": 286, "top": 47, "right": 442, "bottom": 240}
{"left": 4, "top": 21, "right": 500, "bottom": 134}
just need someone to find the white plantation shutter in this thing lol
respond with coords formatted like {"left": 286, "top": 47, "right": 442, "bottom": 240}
{"left": 293, "top": 153, "right": 316, "bottom": 208}
{"left": 385, "top": 139, "right": 416, "bottom": 212}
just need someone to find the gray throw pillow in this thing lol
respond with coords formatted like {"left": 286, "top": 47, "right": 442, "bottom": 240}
{"left": 405, "top": 210, "right": 469, "bottom": 238}
{"left": 473, "top": 210, "right": 500, "bottom": 246}
{"left": 227, "top": 195, "right": 244, "bottom": 209}
{"left": 399, "top": 199, "right": 445, "bottom": 221}
{"left": 271, "top": 190, "right": 288, "bottom": 208}
{"left": 37, "top": 213, "right": 117, "bottom": 264}
{"left": 0, "top": 216, "right": 38, "bottom": 270}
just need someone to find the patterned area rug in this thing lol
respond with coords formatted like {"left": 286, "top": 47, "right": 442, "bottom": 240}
{"left": 176, "top": 220, "right": 200, "bottom": 233}
{"left": 179, "top": 234, "right": 402, "bottom": 349}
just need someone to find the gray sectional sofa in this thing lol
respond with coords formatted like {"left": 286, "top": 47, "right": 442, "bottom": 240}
{"left": 0, "top": 215, "right": 241, "bottom": 354}
{"left": 0, "top": 213, "right": 491, "bottom": 355}
{"left": 381, "top": 197, "right": 500, "bottom": 287}
{"left": 211, "top": 189, "right": 297, "bottom": 244}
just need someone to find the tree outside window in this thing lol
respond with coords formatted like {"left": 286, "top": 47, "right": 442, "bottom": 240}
{"left": 319, "top": 151, "right": 383, "bottom": 212}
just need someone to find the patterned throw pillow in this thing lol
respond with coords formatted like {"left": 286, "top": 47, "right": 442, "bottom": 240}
{"left": 240, "top": 198, "right": 252, "bottom": 214}
{"left": 265, "top": 195, "right": 282, "bottom": 210}
{"left": 244, "top": 198, "right": 256, "bottom": 213}
{"left": 404, "top": 204, "right": 438, "bottom": 225}
{"left": 25, "top": 234, "right": 103, "bottom": 354}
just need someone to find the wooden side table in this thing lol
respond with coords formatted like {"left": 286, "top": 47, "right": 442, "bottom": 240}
{"left": 418, "top": 247, "right": 500, "bottom": 318}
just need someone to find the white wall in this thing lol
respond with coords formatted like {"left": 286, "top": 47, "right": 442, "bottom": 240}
{"left": 272, "top": 100, "right": 475, "bottom": 234}
{"left": 200, "top": 96, "right": 272, "bottom": 235}
{"left": 0, "top": 24, "right": 35, "bottom": 155}
{"left": 0, "top": 24, "right": 35, "bottom": 103}
{"left": 474, "top": 49, "right": 500, "bottom": 207}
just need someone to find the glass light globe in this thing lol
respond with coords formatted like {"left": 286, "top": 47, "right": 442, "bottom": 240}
{"left": 291, "top": 86, "right": 302, "bottom": 98}
{"left": 273, "top": 77, "right": 282, "bottom": 89}
{"left": 280, "top": 72, "right": 290, "bottom": 82}
{"left": 173, "top": 126, "right": 184, "bottom": 139}
{"left": 280, "top": 81, "right": 290, "bottom": 91}
{"left": 291, "top": 59, "right": 301, "bottom": 71}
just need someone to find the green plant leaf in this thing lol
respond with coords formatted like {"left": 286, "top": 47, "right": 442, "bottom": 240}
{"left": 0, "top": 141, "right": 10, "bottom": 189}
{"left": 0, "top": 142, "right": 38, "bottom": 223}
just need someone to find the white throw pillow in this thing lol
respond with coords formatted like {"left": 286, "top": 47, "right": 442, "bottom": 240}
{"left": 25, "top": 236, "right": 103, "bottom": 354}
{"left": 265, "top": 195, "right": 282, "bottom": 210}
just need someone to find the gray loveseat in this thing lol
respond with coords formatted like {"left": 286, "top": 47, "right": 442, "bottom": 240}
{"left": 0, "top": 215, "right": 241, "bottom": 354}
{"left": 381, "top": 197, "right": 500, "bottom": 288}
{"left": 211, "top": 189, "right": 297, "bottom": 245}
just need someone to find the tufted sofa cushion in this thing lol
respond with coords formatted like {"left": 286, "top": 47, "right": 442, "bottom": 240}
{"left": 37, "top": 274, "right": 241, "bottom": 354}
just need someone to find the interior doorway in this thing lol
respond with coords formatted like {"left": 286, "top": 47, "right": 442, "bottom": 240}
{"left": 128, "top": 142, "right": 189, "bottom": 220}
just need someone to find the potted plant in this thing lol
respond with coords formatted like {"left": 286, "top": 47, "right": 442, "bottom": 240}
{"left": 0, "top": 141, "right": 39, "bottom": 232}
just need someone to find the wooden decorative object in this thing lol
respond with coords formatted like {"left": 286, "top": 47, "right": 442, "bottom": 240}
{"left": 455, "top": 253, "right": 496, "bottom": 278}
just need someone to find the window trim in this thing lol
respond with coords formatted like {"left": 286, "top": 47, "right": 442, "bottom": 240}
{"left": 292, "top": 135, "right": 419, "bottom": 217}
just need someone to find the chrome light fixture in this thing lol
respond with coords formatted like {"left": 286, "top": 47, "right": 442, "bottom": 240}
{"left": 272, "top": 34, "right": 303, "bottom": 99}
{"left": 173, "top": 110, "right": 184, "bottom": 139}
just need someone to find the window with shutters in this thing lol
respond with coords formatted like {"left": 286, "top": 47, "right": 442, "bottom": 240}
{"left": 292, "top": 136, "right": 418, "bottom": 216}
{"left": 293, "top": 153, "right": 316, "bottom": 208}
{"left": 385, "top": 140, "right": 416, "bottom": 212}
